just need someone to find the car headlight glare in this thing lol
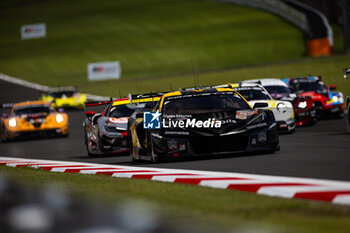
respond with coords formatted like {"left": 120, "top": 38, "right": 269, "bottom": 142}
{"left": 9, "top": 118, "right": 17, "bottom": 127}
{"left": 56, "top": 114, "right": 64, "bottom": 123}
{"left": 297, "top": 101, "right": 307, "bottom": 109}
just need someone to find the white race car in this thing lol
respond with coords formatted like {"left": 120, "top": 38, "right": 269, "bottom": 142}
{"left": 228, "top": 82, "right": 295, "bottom": 133}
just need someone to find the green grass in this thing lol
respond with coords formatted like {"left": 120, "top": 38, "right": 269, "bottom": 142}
{"left": 80, "top": 55, "right": 350, "bottom": 98}
{"left": 0, "top": 0, "right": 305, "bottom": 87}
{"left": 1, "top": 165, "right": 350, "bottom": 233}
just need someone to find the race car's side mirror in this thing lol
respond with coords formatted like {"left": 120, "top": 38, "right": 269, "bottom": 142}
{"left": 253, "top": 102, "right": 268, "bottom": 109}
{"left": 2, "top": 113, "right": 9, "bottom": 118}
{"left": 85, "top": 111, "right": 95, "bottom": 118}
{"left": 329, "top": 85, "right": 336, "bottom": 91}
{"left": 136, "top": 112, "right": 144, "bottom": 118}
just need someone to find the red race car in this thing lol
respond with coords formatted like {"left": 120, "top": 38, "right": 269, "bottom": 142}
{"left": 286, "top": 76, "right": 344, "bottom": 118}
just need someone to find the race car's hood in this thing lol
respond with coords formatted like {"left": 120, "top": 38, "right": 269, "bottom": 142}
{"left": 162, "top": 110, "right": 267, "bottom": 136}
{"left": 23, "top": 113, "right": 48, "bottom": 128}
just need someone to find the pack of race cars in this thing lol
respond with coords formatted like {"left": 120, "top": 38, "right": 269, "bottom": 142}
{"left": 0, "top": 75, "right": 346, "bottom": 162}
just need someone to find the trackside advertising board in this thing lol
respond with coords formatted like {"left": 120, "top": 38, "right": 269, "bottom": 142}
{"left": 21, "top": 23, "right": 46, "bottom": 40}
{"left": 87, "top": 61, "right": 121, "bottom": 81}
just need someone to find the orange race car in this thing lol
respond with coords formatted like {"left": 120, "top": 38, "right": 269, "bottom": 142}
{"left": 0, "top": 100, "right": 69, "bottom": 141}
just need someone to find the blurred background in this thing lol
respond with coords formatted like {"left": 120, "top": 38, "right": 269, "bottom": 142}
{"left": 0, "top": 0, "right": 349, "bottom": 97}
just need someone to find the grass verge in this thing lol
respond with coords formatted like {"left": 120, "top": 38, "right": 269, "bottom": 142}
{"left": 0, "top": 0, "right": 304, "bottom": 86}
{"left": 80, "top": 55, "right": 350, "bottom": 98}
{"left": 1, "top": 165, "right": 350, "bottom": 233}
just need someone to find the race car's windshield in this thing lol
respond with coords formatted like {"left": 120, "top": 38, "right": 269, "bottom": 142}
{"left": 108, "top": 104, "right": 135, "bottom": 118}
{"left": 163, "top": 93, "right": 250, "bottom": 115}
{"left": 264, "top": 85, "right": 292, "bottom": 94}
{"left": 49, "top": 91, "right": 76, "bottom": 98}
{"left": 235, "top": 89, "right": 271, "bottom": 101}
{"left": 13, "top": 106, "right": 53, "bottom": 117}
{"left": 292, "top": 82, "right": 327, "bottom": 93}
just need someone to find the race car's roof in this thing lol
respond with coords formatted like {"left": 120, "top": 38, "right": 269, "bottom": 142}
{"left": 163, "top": 87, "right": 241, "bottom": 99}
{"left": 215, "top": 82, "right": 266, "bottom": 90}
{"left": 289, "top": 76, "right": 321, "bottom": 83}
{"left": 13, "top": 100, "right": 52, "bottom": 109}
{"left": 231, "top": 83, "right": 265, "bottom": 89}
{"left": 159, "top": 87, "right": 251, "bottom": 111}
{"left": 243, "top": 78, "right": 289, "bottom": 87}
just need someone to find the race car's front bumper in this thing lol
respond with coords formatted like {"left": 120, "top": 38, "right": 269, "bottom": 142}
{"left": 150, "top": 128, "right": 279, "bottom": 161}
{"left": 322, "top": 103, "right": 344, "bottom": 117}
{"left": 5, "top": 127, "right": 69, "bottom": 140}
{"left": 100, "top": 133, "right": 129, "bottom": 153}
{"left": 295, "top": 108, "right": 317, "bottom": 126}
{"left": 276, "top": 120, "right": 295, "bottom": 133}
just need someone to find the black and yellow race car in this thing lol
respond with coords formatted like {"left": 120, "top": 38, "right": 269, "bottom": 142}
{"left": 128, "top": 87, "right": 280, "bottom": 162}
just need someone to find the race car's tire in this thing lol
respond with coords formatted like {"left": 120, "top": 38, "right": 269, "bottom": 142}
{"left": 127, "top": 125, "right": 136, "bottom": 161}
{"left": 98, "top": 134, "right": 104, "bottom": 156}
{"left": 85, "top": 135, "right": 96, "bottom": 157}
{"left": 0, "top": 125, "right": 8, "bottom": 143}
{"left": 347, "top": 102, "right": 350, "bottom": 132}
{"left": 0, "top": 134, "right": 7, "bottom": 143}
{"left": 146, "top": 131, "right": 158, "bottom": 163}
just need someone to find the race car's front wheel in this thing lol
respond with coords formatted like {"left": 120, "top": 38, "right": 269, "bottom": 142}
{"left": 347, "top": 103, "right": 350, "bottom": 132}
{"left": 0, "top": 125, "right": 8, "bottom": 143}
{"left": 146, "top": 131, "right": 158, "bottom": 163}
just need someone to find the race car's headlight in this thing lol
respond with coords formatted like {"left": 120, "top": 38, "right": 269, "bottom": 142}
{"left": 56, "top": 114, "right": 64, "bottom": 123}
{"left": 9, "top": 118, "right": 17, "bottom": 127}
{"left": 277, "top": 103, "right": 287, "bottom": 113}
{"left": 297, "top": 101, "right": 307, "bottom": 109}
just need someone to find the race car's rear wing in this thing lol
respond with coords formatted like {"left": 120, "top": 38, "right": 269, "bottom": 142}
{"left": 84, "top": 99, "right": 113, "bottom": 112}
{"left": 128, "top": 92, "right": 166, "bottom": 110}
{"left": 240, "top": 80, "right": 262, "bottom": 85}
{"left": 84, "top": 100, "right": 113, "bottom": 108}
{"left": 128, "top": 93, "right": 164, "bottom": 103}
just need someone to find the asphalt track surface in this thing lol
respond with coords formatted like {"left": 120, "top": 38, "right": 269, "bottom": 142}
{"left": 1, "top": 79, "right": 350, "bottom": 181}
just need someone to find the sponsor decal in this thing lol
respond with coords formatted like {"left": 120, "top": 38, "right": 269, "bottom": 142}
{"left": 21, "top": 23, "right": 46, "bottom": 40}
{"left": 87, "top": 61, "right": 121, "bottom": 81}
{"left": 162, "top": 118, "right": 221, "bottom": 128}
{"left": 143, "top": 112, "right": 222, "bottom": 129}
{"left": 144, "top": 111, "right": 162, "bottom": 129}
